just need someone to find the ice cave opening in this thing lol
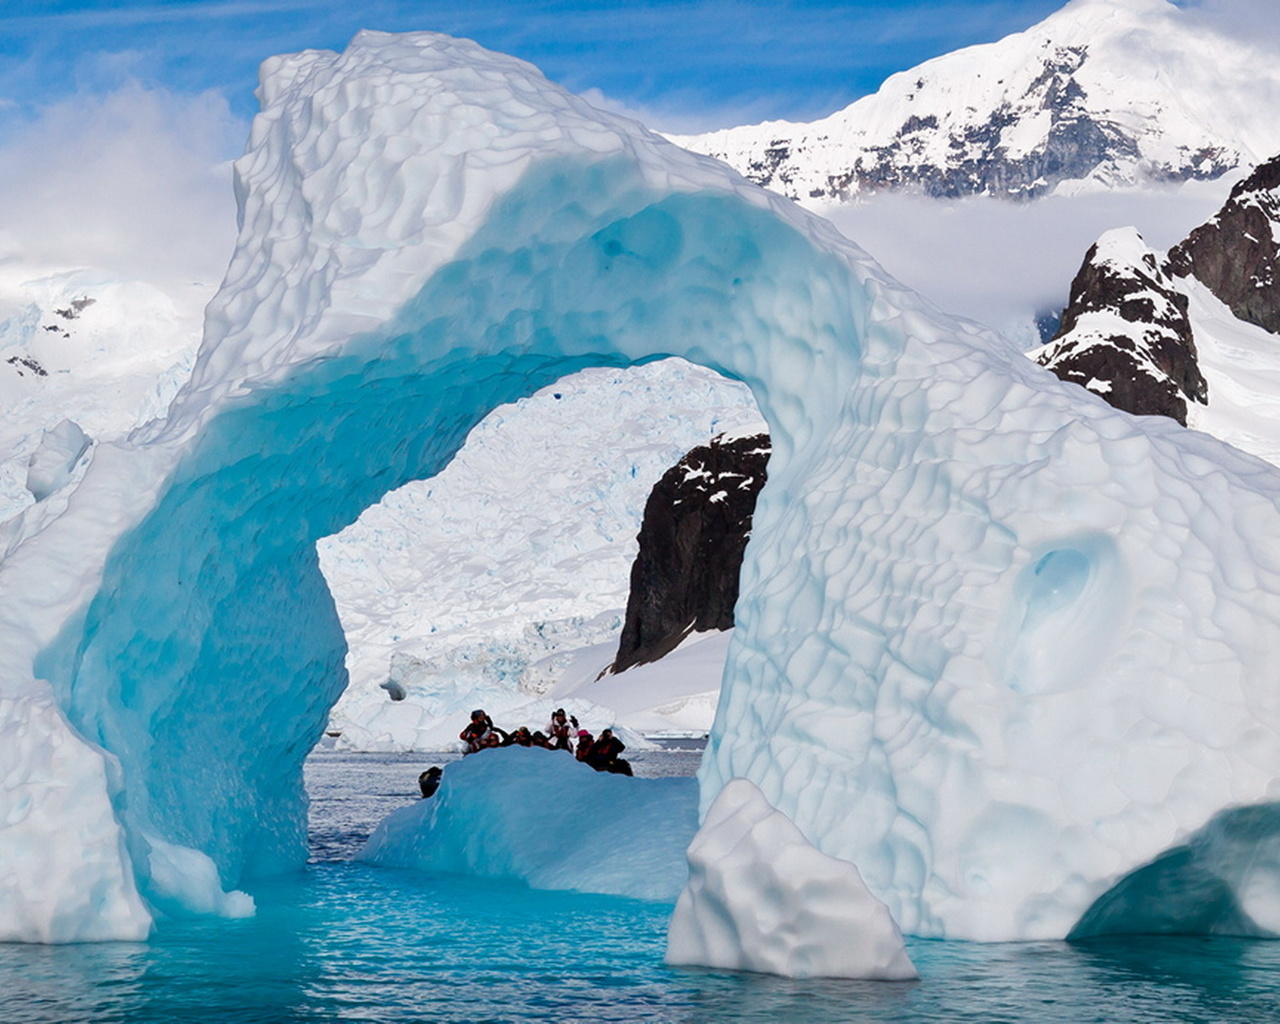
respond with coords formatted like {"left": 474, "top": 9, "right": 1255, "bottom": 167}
{"left": 30, "top": 158, "right": 857, "bottom": 918}
{"left": 313, "top": 352, "right": 766, "bottom": 757}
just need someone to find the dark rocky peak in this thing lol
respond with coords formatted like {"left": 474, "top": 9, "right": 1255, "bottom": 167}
{"left": 608, "top": 432, "right": 770, "bottom": 676}
{"left": 1168, "top": 153, "right": 1280, "bottom": 333}
{"left": 1036, "top": 226, "right": 1206, "bottom": 425}
{"left": 1025, "top": 45, "right": 1089, "bottom": 108}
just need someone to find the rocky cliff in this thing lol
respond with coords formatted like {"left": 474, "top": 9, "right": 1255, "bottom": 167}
{"left": 610, "top": 432, "right": 769, "bottom": 674}
{"left": 1168, "top": 155, "right": 1280, "bottom": 334}
{"left": 1036, "top": 228, "right": 1206, "bottom": 424}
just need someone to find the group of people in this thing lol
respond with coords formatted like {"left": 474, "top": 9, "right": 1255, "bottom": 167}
{"left": 459, "top": 708, "right": 633, "bottom": 775}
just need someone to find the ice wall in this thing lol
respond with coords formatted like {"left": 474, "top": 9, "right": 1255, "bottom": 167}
{"left": 4, "top": 30, "right": 1280, "bottom": 947}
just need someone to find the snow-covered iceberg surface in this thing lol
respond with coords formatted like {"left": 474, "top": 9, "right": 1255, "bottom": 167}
{"left": 666, "top": 779, "right": 917, "bottom": 980}
{"left": 361, "top": 747, "right": 696, "bottom": 901}
{"left": 5, "top": 29, "right": 1280, "bottom": 953}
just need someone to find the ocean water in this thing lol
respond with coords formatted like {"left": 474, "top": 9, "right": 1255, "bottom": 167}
{"left": 5, "top": 750, "right": 1280, "bottom": 1023}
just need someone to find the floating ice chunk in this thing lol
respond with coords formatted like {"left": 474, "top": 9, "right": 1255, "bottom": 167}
{"left": 144, "top": 835, "right": 254, "bottom": 920}
{"left": 665, "top": 779, "right": 917, "bottom": 981}
{"left": 0, "top": 696, "right": 151, "bottom": 943}
{"left": 360, "top": 746, "right": 697, "bottom": 901}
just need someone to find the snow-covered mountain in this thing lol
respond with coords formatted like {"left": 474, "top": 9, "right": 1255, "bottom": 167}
{"left": 672, "top": 0, "right": 1280, "bottom": 203}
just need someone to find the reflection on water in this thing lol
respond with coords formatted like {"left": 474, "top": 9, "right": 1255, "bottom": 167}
{"left": 3, "top": 751, "right": 1280, "bottom": 1023}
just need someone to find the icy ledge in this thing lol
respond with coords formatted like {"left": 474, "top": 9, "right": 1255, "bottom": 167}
{"left": 666, "top": 779, "right": 917, "bottom": 980}
{"left": 360, "top": 747, "right": 697, "bottom": 901}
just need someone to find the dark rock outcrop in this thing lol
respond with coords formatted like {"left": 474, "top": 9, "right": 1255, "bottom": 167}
{"left": 1168, "top": 155, "right": 1280, "bottom": 334}
{"left": 1036, "top": 227, "right": 1207, "bottom": 425}
{"left": 610, "top": 432, "right": 770, "bottom": 675}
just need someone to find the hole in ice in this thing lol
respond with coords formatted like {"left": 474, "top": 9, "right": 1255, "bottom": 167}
{"left": 317, "top": 356, "right": 764, "bottom": 762}
{"left": 1022, "top": 548, "right": 1090, "bottom": 631}
{"left": 998, "top": 534, "right": 1124, "bottom": 696}
{"left": 1069, "top": 803, "right": 1280, "bottom": 940}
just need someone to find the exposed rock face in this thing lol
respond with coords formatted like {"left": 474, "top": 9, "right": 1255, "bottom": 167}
{"left": 1036, "top": 227, "right": 1206, "bottom": 425}
{"left": 611, "top": 432, "right": 770, "bottom": 674}
{"left": 1168, "top": 155, "right": 1280, "bottom": 334}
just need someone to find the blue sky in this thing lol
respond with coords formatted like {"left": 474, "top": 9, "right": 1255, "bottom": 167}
{"left": 0, "top": 0, "right": 1272, "bottom": 314}
{"left": 0, "top": 0, "right": 1070, "bottom": 136}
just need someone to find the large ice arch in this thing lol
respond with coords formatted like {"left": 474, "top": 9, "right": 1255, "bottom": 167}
{"left": 4, "top": 31, "right": 1280, "bottom": 944}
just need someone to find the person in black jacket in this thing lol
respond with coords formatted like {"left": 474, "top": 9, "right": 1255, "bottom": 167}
{"left": 586, "top": 728, "right": 632, "bottom": 776}
{"left": 459, "top": 709, "right": 495, "bottom": 753}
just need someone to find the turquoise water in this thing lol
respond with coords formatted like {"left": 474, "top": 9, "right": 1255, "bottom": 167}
{"left": 5, "top": 751, "right": 1280, "bottom": 1022}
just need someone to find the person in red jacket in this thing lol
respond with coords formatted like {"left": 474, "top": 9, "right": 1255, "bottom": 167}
{"left": 546, "top": 708, "right": 576, "bottom": 750}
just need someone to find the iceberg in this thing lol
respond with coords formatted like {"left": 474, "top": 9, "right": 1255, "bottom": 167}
{"left": 3, "top": 28, "right": 1280, "bottom": 962}
{"left": 360, "top": 746, "right": 697, "bottom": 901}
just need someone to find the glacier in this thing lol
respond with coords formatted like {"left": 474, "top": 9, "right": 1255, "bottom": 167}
{"left": 3, "top": 28, "right": 1280, "bottom": 964}
{"left": 317, "top": 356, "right": 760, "bottom": 751}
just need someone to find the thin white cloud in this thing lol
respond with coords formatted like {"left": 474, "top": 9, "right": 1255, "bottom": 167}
{"left": 0, "top": 84, "right": 243, "bottom": 289}
{"left": 1178, "top": 0, "right": 1280, "bottom": 49}
{"left": 823, "top": 180, "right": 1237, "bottom": 346}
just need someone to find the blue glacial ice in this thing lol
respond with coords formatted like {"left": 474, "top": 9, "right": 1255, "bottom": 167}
{"left": 361, "top": 746, "right": 697, "bottom": 901}
{"left": 3, "top": 30, "right": 1280, "bottom": 969}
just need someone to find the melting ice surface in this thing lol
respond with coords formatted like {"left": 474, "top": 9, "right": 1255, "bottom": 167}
{"left": 361, "top": 747, "right": 699, "bottom": 901}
